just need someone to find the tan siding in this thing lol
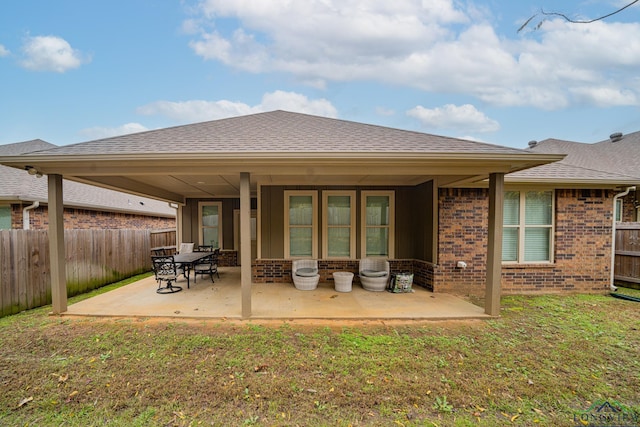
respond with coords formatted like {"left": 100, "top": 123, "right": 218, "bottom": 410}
{"left": 182, "top": 200, "right": 196, "bottom": 244}
{"left": 259, "top": 185, "right": 437, "bottom": 261}
{"left": 260, "top": 186, "right": 285, "bottom": 258}
{"left": 395, "top": 188, "right": 414, "bottom": 259}
{"left": 411, "top": 181, "right": 435, "bottom": 262}
{"left": 222, "top": 199, "right": 236, "bottom": 250}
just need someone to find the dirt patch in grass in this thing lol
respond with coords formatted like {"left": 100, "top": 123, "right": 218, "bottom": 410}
{"left": 1, "top": 290, "right": 639, "bottom": 426}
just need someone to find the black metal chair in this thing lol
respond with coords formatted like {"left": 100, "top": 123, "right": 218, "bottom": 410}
{"left": 193, "top": 249, "right": 220, "bottom": 283}
{"left": 151, "top": 255, "right": 183, "bottom": 294}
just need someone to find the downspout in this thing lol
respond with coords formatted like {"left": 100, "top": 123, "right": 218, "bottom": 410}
{"left": 611, "top": 186, "right": 636, "bottom": 291}
{"left": 22, "top": 201, "right": 39, "bottom": 230}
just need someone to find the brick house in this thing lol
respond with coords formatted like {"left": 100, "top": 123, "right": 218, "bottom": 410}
{"left": 0, "top": 140, "right": 176, "bottom": 230}
{"left": 435, "top": 131, "right": 640, "bottom": 297}
{"left": 1, "top": 111, "right": 636, "bottom": 317}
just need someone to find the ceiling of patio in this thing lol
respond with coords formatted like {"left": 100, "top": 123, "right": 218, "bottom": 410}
{"left": 72, "top": 172, "right": 478, "bottom": 201}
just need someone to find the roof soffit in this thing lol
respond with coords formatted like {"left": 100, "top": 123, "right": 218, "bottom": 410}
{"left": 0, "top": 152, "right": 564, "bottom": 177}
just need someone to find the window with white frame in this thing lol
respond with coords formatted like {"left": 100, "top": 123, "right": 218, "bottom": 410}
{"left": 615, "top": 199, "right": 623, "bottom": 222}
{"left": 199, "top": 202, "right": 222, "bottom": 248}
{"left": 322, "top": 191, "right": 356, "bottom": 259}
{"left": 285, "top": 191, "right": 318, "bottom": 258}
{"left": 503, "top": 190, "right": 554, "bottom": 263}
{"left": 361, "top": 191, "right": 395, "bottom": 258}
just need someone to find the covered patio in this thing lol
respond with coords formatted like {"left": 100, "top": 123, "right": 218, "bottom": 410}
{"left": 64, "top": 267, "right": 489, "bottom": 320}
{"left": 0, "top": 111, "right": 563, "bottom": 319}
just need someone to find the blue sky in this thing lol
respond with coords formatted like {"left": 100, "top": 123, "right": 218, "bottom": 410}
{"left": 1, "top": 1, "right": 639, "bottom": 149}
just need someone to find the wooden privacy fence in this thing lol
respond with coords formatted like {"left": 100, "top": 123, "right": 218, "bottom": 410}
{"left": 614, "top": 222, "right": 640, "bottom": 288}
{"left": 150, "top": 228, "right": 177, "bottom": 254}
{"left": 0, "top": 229, "right": 175, "bottom": 317}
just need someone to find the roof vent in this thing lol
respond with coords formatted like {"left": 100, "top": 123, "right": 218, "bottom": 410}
{"left": 528, "top": 140, "right": 538, "bottom": 148}
{"left": 610, "top": 132, "right": 623, "bottom": 142}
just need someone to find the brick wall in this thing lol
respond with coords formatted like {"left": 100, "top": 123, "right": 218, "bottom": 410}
{"left": 219, "top": 250, "right": 238, "bottom": 267}
{"left": 252, "top": 259, "right": 363, "bottom": 284}
{"left": 621, "top": 192, "right": 638, "bottom": 222}
{"left": 435, "top": 188, "right": 489, "bottom": 294}
{"left": 435, "top": 188, "right": 613, "bottom": 295}
{"left": 252, "top": 258, "right": 425, "bottom": 287}
{"left": 11, "top": 204, "right": 175, "bottom": 230}
{"left": 210, "top": 188, "right": 615, "bottom": 295}
{"left": 413, "top": 259, "right": 435, "bottom": 291}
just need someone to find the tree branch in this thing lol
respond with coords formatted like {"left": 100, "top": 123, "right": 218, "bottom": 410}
{"left": 518, "top": 0, "right": 640, "bottom": 32}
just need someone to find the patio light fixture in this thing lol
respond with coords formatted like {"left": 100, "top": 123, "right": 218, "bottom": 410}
{"left": 25, "top": 166, "right": 43, "bottom": 178}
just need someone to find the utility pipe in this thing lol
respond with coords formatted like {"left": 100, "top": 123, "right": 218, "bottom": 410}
{"left": 611, "top": 186, "right": 636, "bottom": 291}
{"left": 22, "top": 201, "right": 39, "bottom": 230}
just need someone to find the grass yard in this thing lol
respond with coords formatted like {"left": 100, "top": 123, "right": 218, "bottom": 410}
{"left": 0, "top": 278, "right": 639, "bottom": 426}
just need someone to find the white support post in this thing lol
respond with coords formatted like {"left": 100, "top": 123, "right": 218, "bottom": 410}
{"left": 240, "top": 172, "right": 252, "bottom": 318}
{"left": 485, "top": 173, "right": 504, "bottom": 316}
{"left": 48, "top": 174, "right": 67, "bottom": 314}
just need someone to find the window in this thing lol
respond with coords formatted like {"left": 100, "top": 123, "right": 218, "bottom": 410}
{"left": 361, "top": 191, "right": 395, "bottom": 258}
{"left": 615, "top": 199, "right": 622, "bottom": 222}
{"left": 503, "top": 190, "right": 554, "bottom": 263}
{"left": 322, "top": 191, "right": 356, "bottom": 258}
{"left": 199, "top": 202, "right": 222, "bottom": 248}
{"left": 0, "top": 206, "right": 10, "bottom": 230}
{"left": 285, "top": 191, "right": 317, "bottom": 258}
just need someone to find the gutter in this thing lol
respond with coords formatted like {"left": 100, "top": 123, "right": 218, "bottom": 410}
{"left": 22, "top": 201, "right": 39, "bottom": 230}
{"left": 611, "top": 186, "right": 636, "bottom": 291}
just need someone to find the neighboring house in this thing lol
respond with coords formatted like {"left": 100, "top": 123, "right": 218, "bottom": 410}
{"left": 0, "top": 139, "right": 176, "bottom": 230}
{"left": 522, "top": 131, "right": 640, "bottom": 223}
{"left": 3, "top": 110, "right": 635, "bottom": 317}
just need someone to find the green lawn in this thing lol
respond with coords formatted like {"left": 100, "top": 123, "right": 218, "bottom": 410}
{"left": 0, "top": 281, "right": 638, "bottom": 426}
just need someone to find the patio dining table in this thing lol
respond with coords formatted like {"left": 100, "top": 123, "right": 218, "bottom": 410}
{"left": 173, "top": 251, "right": 213, "bottom": 288}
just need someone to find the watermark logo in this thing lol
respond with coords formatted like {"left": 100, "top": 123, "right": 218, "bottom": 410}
{"left": 573, "top": 400, "right": 639, "bottom": 426}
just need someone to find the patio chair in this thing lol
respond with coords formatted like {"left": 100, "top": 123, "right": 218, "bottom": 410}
{"left": 193, "top": 248, "right": 220, "bottom": 283}
{"left": 178, "top": 242, "right": 194, "bottom": 254}
{"left": 292, "top": 259, "right": 320, "bottom": 291}
{"left": 151, "top": 255, "right": 183, "bottom": 294}
{"left": 359, "top": 258, "right": 390, "bottom": 292}
{"left": 196, "top": 245, "right": 213, "bottom": 252}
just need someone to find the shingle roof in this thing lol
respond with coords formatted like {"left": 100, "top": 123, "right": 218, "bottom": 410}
{"left": 590, "top": 131, "right": 640, "bottom": 178}
{"left": 25, "top": 110, "right": 530, "bottom": 156}
{"left": 0, "top": 139, "right": 56, "bottom": 155}
{"left": 508, "top": 131, "right": 640, "bottom": 184}
{"left": 0, "top": 140, "right": 175, "bottom": 217}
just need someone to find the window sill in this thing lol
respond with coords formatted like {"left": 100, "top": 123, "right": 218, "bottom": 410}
{"left": 502, "top": 262, "right": 555, "bottom": 269}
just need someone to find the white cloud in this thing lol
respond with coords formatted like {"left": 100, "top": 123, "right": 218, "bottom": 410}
{"left": 137, "top": 90, "right": 337, "bottom": 123}
{"left": 0, "top": 44, "right": 9, "bottom": 57}
{"left": 570, "top": 85, "right": 638, "bottom": 107}
{"left": 185, "top": 1, "right": 640, "bottom": 109}
{"left": 407, "top": 104, "right": 500, "bottom": 133}
{"left": 20, "top": 35, "right": 89, "bottom": 72}
{"left": 137, "top": 99, "right": 258, "bottom": 122}
{"left": 260, "top": 91, "right": 337, "bottom": 117}
{"left": 78, "top": 123, "right": 148, "bottom": 140}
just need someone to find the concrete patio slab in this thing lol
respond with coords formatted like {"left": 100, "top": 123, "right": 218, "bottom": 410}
{"left": 64, "top": 267, "right": 490, "bottom": 321}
